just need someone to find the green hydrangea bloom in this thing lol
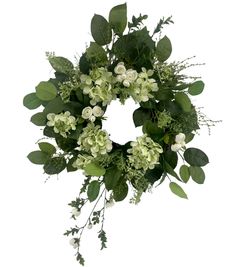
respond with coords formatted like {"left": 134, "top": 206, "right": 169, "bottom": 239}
{"left": 77, "top": 123, "right": 113, "bottom": 157}
{"left": 47, "top": 111, "right": 77, "bottom": 138}
{"left": 72, "top": 154, "right": 94, "bottom": 169}
{"left": 80, "top": 67, "right": 117, "bottom": 106}
{"left": 127, "top": 134, "right": 163, "bottom": 171}
{"left": 157, "top": 110, "right": 173, "bottom": 129}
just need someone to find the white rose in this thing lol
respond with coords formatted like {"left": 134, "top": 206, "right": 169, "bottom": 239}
{"left": 175, "top": 133, "right": 186, "bottom": 145}
{"left": 92, "top": 106, "right": 104, "bottom": 117}
{"left": 89, "top": 115, "right": 96, "bottom": 122}
{"left": 126, "top": 69, "right": 138, "bottom": 82}
{"left": 71, "top": 208, "right": 81, "bottom": 217}
{"left": 171, "top": 143, "right": 182, "bottom": 152}
{"left": 123, "top": 80, "right": 130, "bottom": 87}
{"left": 82, "top": 106, "right": 93, "bottom": 120}
{"left": 114, "top": 62, "right": 126, "bottom": 74}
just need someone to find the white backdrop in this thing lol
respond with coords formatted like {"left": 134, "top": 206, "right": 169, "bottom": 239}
{"left": 0, "top": 0, "right": 236, "bottom": 266}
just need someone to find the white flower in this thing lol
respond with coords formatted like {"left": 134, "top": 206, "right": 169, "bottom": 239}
{"left": 106, "top": 199, "right": 115, "bottom": 208}
{"left": 175, "top": 133, "right": 186, "bottom": 146}
{"left": 69, "top": 238, "right": 79, "bottom": 249}
{"left": 114, "top": 62, "right": 126, "bottom": 75}
{"left": 89, "top": 115, "right": 96, "bottom": 122}
{"left": 71, "top": 208, "right": 81, "bottom": 217}
{"left": 123, "top": 80, "right": 130, "bottom": 87}
{"left": 171, "top": 143, "right": 182, "bottom": 152}
{"left": 92, "top": 106, "right": 104, "bottom": 117}
{"left": 125, "top": 69, "right": 138, "bottom": 82}
{"left": 82, "top": 107, "right": 93, "bottom": 120}
{"left": 87, "top": 223, "right": 93, "bottom": 229}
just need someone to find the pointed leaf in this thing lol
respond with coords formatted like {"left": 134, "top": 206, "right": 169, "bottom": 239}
{"left": 27, "top": 151, "right": 49, "bottom": 165}
{"left": 169, "top": 182, "right": 188, "bottom": 199}
{"left": 109, "top": 3, "right": 127, "bottom": 35}
{"left": 113, "top": 181, "right": 128, "bottom": 202}
{"left": 23, "top": 93, "right": 42, "bottom": 110}
{"left": 91, "top": 14, "right": 112, "bottom": 45}
{"left": 104, "top": 166, "right": 122, "bottom": 191}
{"left": 87, "top": 181, "right": 100, "bottom": 202}
{"left": 156, "top": 36, "right": 172, "bottom": 62}
{"left": 189, "top": 166, "right": 205, "bottom": 184}
{"left": 48, "top": 56, "right": 74, "bottom": 75}
{"left": 36, "top": 81, "right": 57, "bottom": 101}
{"left": 179, "top": 165, "right": 190, "bottom": 183}
{"left": 31, "top": 112, "right": 47, "bottom": 126}
{"left": 84, "top": 163, "right": 106, "bottom": 177}
{"left": 164, "top": 161, "right": 181, "bottom": 181}
{"left": 175, "top": 92, "right": 191, "bottom": 112}
{"left": 38, "top": 142, "right": 56, "bottom": 155}
{"left": 43, "top": 157, "right": 66, "bottom": 175}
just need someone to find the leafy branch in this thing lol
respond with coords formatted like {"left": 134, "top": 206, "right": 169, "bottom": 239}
{"left": 153, "top": 16, "right": 174, "bottom": 36}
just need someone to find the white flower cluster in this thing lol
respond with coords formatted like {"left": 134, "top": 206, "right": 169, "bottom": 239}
{"left": 47, "top": 111, "right": 76, "bottom": 138}
{"left": 127, "top": 134, "right": 163, "bottom": 171}
{"left": 77, "top": 123, "right": 112, "bottom": 157}
{"left": 114, "top": 62, "right": 158, "bottom": 103}
{"left": 81, "top": 106, "right": 104, "bottom": 122}
{"left": 171, "top": 133, "right": 186, "bottom": 152}
{"left": 80, "top": 67, "right": 117, "bottom": 106}
{"left": 72, "top": 154, "right": 94, "bottom": 169}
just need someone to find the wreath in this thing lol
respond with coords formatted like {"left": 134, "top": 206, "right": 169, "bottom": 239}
{"left": 23, "top": 3, "right": 219, "bottom": 265}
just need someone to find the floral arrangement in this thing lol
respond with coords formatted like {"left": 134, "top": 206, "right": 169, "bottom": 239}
{"left": 23, "top": 3, "right": 218, "bottom": 265}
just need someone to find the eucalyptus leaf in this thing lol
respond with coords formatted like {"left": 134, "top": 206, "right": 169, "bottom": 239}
{"left": 38, "top": 142, "right": 56, "bottom": 155}
{"left": 156, "top": 36, "right": 172, "bottom": 62}
{"left": 175, "top": 92, "right": 191, "bottom": 112}
{"left": 189, "top": 166, "right": 205, "bottom": 184}
{"left": 109, "top": 3, "right": 127, "bottom": 35}
{"left": 169, "top": 182, "right": 188, "bottom": 199}
{"left": 23, "top": 93, "right": 42, "bottom": 110}
{"left": 133, "top": 108, "right": 151, "bottom": 127}
{"left": 44, "top": 157, "right": 66, "bottom": 175}
{"left": 43, "top": 97, "right": 64, "bottom": 114}
{"left": 84, "top": 163, "right": 106, "bottom": 177}
{"left": 36, "top": 81, "right": 57, "bottom": 101}
{"left": 188, "top": 81, "right": 205, "bottom": 96}
{"left": 104, "top": 166, "right": 122, "bottom": 190}
{"left": 91, "top": 14, "right": 112, "bottom": 45}
{"left": 31, "top": 112, "right": 47, "bottom": 126}
{"left": 87, "top": 181, "right": 100, "bottom": 202}
{"left": 179, "top": 165, "right": 190, "bottom": 183}
{"left": 184, "top": 148, "right": 209, "bottom": 167}
{"left": 48, "top": 56, "right": 74, "bottom": 75}
{"left": 27, "top": 151, "right": 49, "bottom": 165}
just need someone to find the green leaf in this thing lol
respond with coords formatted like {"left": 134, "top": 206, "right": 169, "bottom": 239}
{"left": 84, "top": 163, "right": 106, "bottom": 177}
{"left": 133, "top": 108, "right": 152, "bottom": 127}
{"left": 169, "top": 182, "right": 188, "bottom": 199}
{"left": 36, "top": 81, "right": 57, "bottom": 101}
{"left": 87, "top": 181, "right": 100, "bottom": 202}
{"left": 179, "top": 165, "right": 190, "bottom": 183}
{"left": 86, "top": 42, "right": 108, "bottom": 65}
{"left": 68, "top": 125, "right": 83, "bottom": 139}
{"left": 189, "top": 166, "right": 205, "bottom": 184}
{"left": 43, "top": 157, "right": 66, "bottom": 175}
{"left": 145, "top": 165, "right": 163, "bottom": 184}
{"left": 66, "top": 157, "right": 77, "bottom": 172}
{"left": 113, "top": 181, "right": 128, "bottom": 201}
{"left": 175, "top": 92, "right": 192, "bottom": 112}
{"left": 142, "top": 120, "right": 163, "bottom": 137}
{"left": 91, "top": 14, "right": 112, "bottom": 45}
{"left": 43, "top": 97, "right": 64, "bottom": 114}
{"left": 56, "top": 137, "right": 77, "bottom": 152}
{"left": 104, "top": 166, "right": 122, "bottom": 191}
{"left": 188, "top": 81, "right": 205, "bottom": 96}
{"left": 109, "top": 3, "right": 127, "bottom": 35}
{"left": 163, "top": 150, "right": 178, "bottom": 169}
{"left": 163, "top": 161, "right": 181, "bottom": 181}
{"left": 184, "top": 148, "right": 209, "bottom": 167}
{"left": 27, "top": 151, "right": 49, "bottom": 165}
{"left": 48, "top": 56, "right": 74, "bottom": 75}
{"left": 156, "top": 36, "right": 172, "bottom": 62}
{"left": 38, "top": 142, "right": 56, "bottom": 155}
{"left": 30, "top": 112, "right": 47, "bottom": 126}
{"left": 23, "top": 93, "right": 42, "bottom": 110}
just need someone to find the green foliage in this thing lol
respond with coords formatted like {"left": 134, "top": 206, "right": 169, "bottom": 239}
{"left": 48, "top": 56, "right": 74, "bottom": 75}
{"left": 109, "top": 3, "right": 127, "bottom": 35}
{"left": 91, "top": 14, "right": 112, "bottom": 46}
{"left": 84, "top": 163, "right": 106, "bottom": 177}
{"left": 133, "top": 107, "right": 152, "bottom": 127}
{"left": 163, "top": 150, "right": 178, "bottom": 169}
{"left": 156, "top": 36, "right": 172, "bottom": 62}
{"left": 98, "top": 230, "right": 107, "bottom": 250}
{"left": 179, "top": 165, "right": 190, "bottom": 183}
{"left": 169, "top": 182, "right": 188, "bottom": 199}
{"left": 87, "top": 181, "right": 100, "bottom": 202}
{"left": 36, "top": 81, "right": 57, "bottom": 101}
{"left": 184, "top": 148, "right": 209, "bottom": 167}
{"left": 38, "top": 142, "right": 56, "bottom": 155}
{"left": 128, "top": 14, "right": 148, "bottom": 29}
{"left": 43, "top": 157, "right": 66, "bottom": 175}
{"left": 56, "top": 137, "right": 77, "bottom": 152}
{"left": 113, "top": 181, "right": 128, "bottom": 201}
{"left": 86, "top": 42, "right": 108, "bottom": 66}
{"left": 175, "top": 92, "right": 191, "bottom": 112}
{"left": 104, "top": 166, "right": 122, "bottom": 190}
{"left": 27, "top": 151, "right": 49, "bottom": 165}
{"left": 30, "top": 112, "right": 47, "bottom": 126}
{"left": 23, "top": 93, "right": 42, "bottom": 110}
{"left": 163, "top": 161, "right": 181, "bottom": 181}
{"left": 144, "top": 165, "right": 163, "bottom": 184}
{"left": 153, "top": 16, "right": 174, "bottom": 35}
{"left": 189, "top": 166, "right": 205, "bottom": 184}
{"left": 43, "top": 96, "right": 64, "bottom": 114}
{"left": 188, "top": 80, "right": 205, "bottom": 96}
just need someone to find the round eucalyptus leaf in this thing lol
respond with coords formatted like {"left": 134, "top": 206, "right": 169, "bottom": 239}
{"left": 36, "top": 81, "right": 57, "bottom": 101}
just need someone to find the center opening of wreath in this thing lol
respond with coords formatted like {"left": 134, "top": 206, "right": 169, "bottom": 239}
{"left": 102, "top": 98, "right": 143, "bottom": 145}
